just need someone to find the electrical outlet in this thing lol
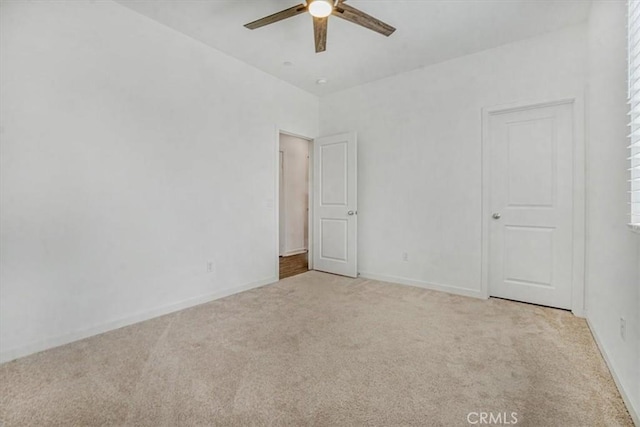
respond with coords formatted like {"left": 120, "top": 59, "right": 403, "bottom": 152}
{"left": 402, "top": 252, "right": 408, "bottom": 262}
{"left": 207, "top": 261, "right": 215, "bottom": 273}
{"left": 620, "top": 318, "right": 626, "bottom": 341}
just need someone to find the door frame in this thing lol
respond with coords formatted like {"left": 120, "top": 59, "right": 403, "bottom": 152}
{"left": 480, "top": 96, "right": 585, "bottom": 317}
{"left": 279, "top": 150, "right": 286, "bottom": 256}
{"left": 274, "top": 127, "right": 314, "bottom": 277}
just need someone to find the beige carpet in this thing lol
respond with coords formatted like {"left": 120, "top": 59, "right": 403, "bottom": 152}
{"left": 0, "top": 272, "right": 633, "bottom": 426}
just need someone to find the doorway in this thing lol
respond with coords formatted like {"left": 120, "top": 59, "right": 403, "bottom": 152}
{"left": 279, "top": 132, "right": 311, "bottom": 279}
{"left": 482, "top": 98, "right": 585, "bottom": 313}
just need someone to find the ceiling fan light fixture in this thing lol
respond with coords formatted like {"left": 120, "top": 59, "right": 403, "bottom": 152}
{"left": 308, "top": 0, "right": 334, "bottom": 18}
{"left": 244, "top": 1, "right": 396, "bottom": 54}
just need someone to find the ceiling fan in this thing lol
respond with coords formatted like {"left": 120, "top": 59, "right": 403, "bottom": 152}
{"left": 244, "top": 0, "right": 396, "bottom": 53}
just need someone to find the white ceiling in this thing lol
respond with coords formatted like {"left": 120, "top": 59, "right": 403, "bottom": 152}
{"left": 114, "top": 0, "right": 592, "bottom": 96}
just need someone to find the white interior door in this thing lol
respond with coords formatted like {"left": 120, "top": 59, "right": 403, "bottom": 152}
{"left": 488, "top": 102, "right": 574, "bottom": 309}
{"left": 313, "top": 132, "right": 357, "bottom": 277}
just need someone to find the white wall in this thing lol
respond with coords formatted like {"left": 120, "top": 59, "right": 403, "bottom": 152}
{"left": 586, "top": 1, "right": 640, "bottom": 420}
{"left": 319, "top": 25, "right": 587, "bottom": 297}
{"left": 279, "top": 134, "right": 310, "bottom": 256}
{"left": 0, "top": 0, "right": 318, "bottom": 362}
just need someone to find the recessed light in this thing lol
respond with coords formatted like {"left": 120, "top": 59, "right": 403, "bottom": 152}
{"left": 316, "top": 78, "right": 328, "bottom": 85}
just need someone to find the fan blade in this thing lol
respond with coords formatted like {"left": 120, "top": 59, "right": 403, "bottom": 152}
{"left": 332, "top": 3, "right": 395, "bottom": 37}
{"left": 244, "top": 4, "right": 307, "bottom": 30}
{"left": 313, "top": 17, "right": 328, "bottom": 53}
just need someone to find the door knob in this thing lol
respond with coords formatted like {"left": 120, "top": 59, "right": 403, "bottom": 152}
{"left": 492, "top": 213, "right": 501, "bottom": 219}
{"left": 347, "top": 210, "right": 355, "bottom": 216}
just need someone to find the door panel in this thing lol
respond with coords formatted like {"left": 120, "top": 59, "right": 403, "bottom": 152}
{"left": 313, "top": 132, "right": 357, "bottom": 277}
{"left": 504, "top": 226, "right": 554, "bottom": 286}
{"left": 506, "top": 118, "right": 555, "bottom": 207}
{"left": 488, "top": 103, "right": 573, "bottom": 309}
{"left": 320, "top": 143, "right": 348, "bottom": 205}
{"left": 320, "top": 219, "right": 348, "bottom": 261}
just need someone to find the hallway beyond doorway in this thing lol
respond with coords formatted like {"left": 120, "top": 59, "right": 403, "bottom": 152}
{"left": 279, "top": 253, "right": 308, "bottom": 279}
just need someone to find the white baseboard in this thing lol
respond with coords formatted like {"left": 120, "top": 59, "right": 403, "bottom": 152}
{"left": 586, "top": 318, "right": 639, "bottom": 426}
{"left": 358, "top": 271, "right": 484, "bottom": 299}
{"left": 0, "top": 276, "right": 278, "bottom": 364}
{"left": 282, "top": 248, "right": 307, "bottom": 257}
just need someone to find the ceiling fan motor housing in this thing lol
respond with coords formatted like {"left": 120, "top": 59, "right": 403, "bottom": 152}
{"left": 303, "top": 0, "right": 339, "bottom": 6}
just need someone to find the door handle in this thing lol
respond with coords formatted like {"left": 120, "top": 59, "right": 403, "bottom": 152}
{"left": 347, "top": 210, "right": 356, "bottom": 216}
{"left": 492, "top": 213, "right": 501, "bottom": 219}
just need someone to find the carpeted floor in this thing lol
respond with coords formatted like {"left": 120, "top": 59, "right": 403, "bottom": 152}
{"left": 0, "top": 272, "right": 633, "bottom": 426}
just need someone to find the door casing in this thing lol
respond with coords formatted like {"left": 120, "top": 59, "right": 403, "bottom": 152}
{"left": 279, "top": 150, "right": 286, "bottom": 256}
{"left": 481, "top": 97, "right": 585, "bottom": 317}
